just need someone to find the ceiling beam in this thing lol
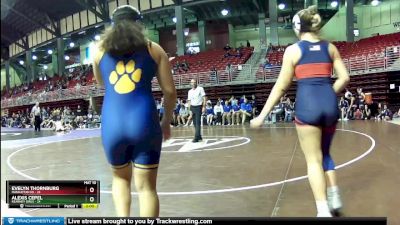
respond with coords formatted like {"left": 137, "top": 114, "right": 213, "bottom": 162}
{"left": 44, "top": 13, "right": 60, "bottom": 35}
{"left": 1, "top": 34, "right": 27, "bottom": 49}
{"left": 95, "top": 0, "right": 110, "bottom": 21}
{"left": 1, "top": 2, "right": 57, "bottom": 36}
{"left": 21, "top": 36, "right": 28, "bottom": 47}
{"left": 1, "top": 21, "right": 26, "bottom": 41}
{"left": 252, "top": 0, "right": 260, "bottom": 12}
{"left": 142, "top": 6, "right": 175, "bottom": 15}
{"left": 73, "top": 0, "right": 108, "bottom": 21}
{"left": 182, "top": 0, "right": 221, "bottom": 7}
{"left": 204, "top": 5, "right": 215, "bottom": 20}
{"left": 23, "top": 1, "right": 60, "bottom": 35}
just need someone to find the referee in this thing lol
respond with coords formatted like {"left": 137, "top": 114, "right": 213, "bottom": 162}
{"left": 187, "top": 79, "right": 206, "bottom": 143}
{"left": 31, "top": 102, "right": 41, "bottom": 132}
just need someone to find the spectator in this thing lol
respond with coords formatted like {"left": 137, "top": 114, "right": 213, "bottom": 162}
{"left": 86, "top": 110, "right": 94, "bottom": 128}
{"left": 268, "top": 98, "right": 285, "bottom": 123}
{"left": 217, "top": 97, "right": 224, "bottom": 105}
{"left": 159, "top": 98, "right": 164, "bottom": 121}
{"left": 347, "top": 95, "right": 357, "bottom": 120}
{"left": 393, "top": 108, "right": 400, "bottom": 118}
{"left": 223, "top": 43, "right": 232, "bottom": 51}
{"left": 240, "top": 98, "right": 252, "bottom": 124}
{"left": 344, "top": 88, "right": 352, "bottom": 101}
{"left": 222, "top": 100, "right": 232, "bottom": 125}
{"left": 205, "top": 101, "right": 214, "bottom": 125}
{"left": 354, "top": 108, "right": 363, "bottom": 120}
{"left": 363, "top": 104, "right": 372, "bottom": 120}
{"left": 92, "top": 111, "right": 101, "bottom": 128}
{"left": 75, "top": 105, "right": 84, "bottom": 123}
{"left": 379, "top": 104, "right": 392, "bottom": 121}
{"left": 210, "top": 67, "right": 218, "bottom": 84}
{"left": 356, "top": 87, "right": 366, "bottom": 109}
{"left": 268, "top": 43, "right": 273, "bottom": 51}
{"left": 174, "top": 61, "right": 180, "bottom": 73}
{"left": 172, "top": 98, "right": 181, "bottom": 126}
{"left": 238, "top": 43, "right": 244, "bottom": 51}
{"left": 213, "top": 101, "right": 223, "bottom": 125}
{"left": 235, "top": 49, "right": 243, "bottom": 58}
{"left": 250, "top": 94, "right": 257, "bottom": 117}
{"left": 263, "top": 59, "right": 272, "bottom": 69}
{"left": 231, "top": 99, "right": 241, "bottom": 125}
{"left": 226, "top": 63, "right": 232, "bottom": 77}
{"left": 184, "top": 101, "right": 193, "bottom": 127}
{"left": 181, "top": 60, "right": 189, "bottom": 72}
{"left": 177, "top": 103, "right": 189, "bottom": 126}
{"left": 156, "top": 100, "right": 161, "bottom": 116}
{"left": 22, "top": 115, "right": 32, "bottom": 128}
{"left": 239, "top": 94, "right": 246, "bottom": 104}
{"left": 284, "top": 98, "right": 294, "bottom": 122}
{"left": 338, "top": 96, "right": 349, "bottom": 121}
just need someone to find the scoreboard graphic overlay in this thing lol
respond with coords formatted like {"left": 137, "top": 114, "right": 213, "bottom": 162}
{"left": 6, "top": 180, "right": 100, "bottom": 208}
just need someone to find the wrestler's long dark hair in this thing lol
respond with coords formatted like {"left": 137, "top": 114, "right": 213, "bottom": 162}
{"left": 100, "top": 5, "right": 147, "bottom": 56}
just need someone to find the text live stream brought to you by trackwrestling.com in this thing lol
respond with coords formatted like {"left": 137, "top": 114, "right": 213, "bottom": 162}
{"left": 1, "top": 217, "right": 388, "bottom": 225}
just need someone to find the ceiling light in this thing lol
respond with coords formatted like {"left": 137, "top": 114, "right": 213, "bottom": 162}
{"left": 278, "top": 3, "right": 285, "bottom": 10}
{"left": 221, "top": 9, "right": 229, "bottom": 16}
{"left": 371, "top": 0, "right": 379, "bottom": 6}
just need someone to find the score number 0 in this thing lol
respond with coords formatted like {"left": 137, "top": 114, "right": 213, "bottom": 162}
{"left": 89, "top": 186, "right": 95, "bottom": 202}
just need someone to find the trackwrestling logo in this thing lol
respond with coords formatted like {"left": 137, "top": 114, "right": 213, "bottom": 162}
{"left": 8, "top": 218, "right": 14, "bottom": 224}
{"left": 3, "top": 217, "right": 64, "bottom": 225}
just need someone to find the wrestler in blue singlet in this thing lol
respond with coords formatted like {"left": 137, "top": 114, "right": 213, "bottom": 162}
{"left": 99, "top": 47, "right": 162, "bottom": 166}
{"left": 294, "top": 40, "right": 338, "bottom": 171}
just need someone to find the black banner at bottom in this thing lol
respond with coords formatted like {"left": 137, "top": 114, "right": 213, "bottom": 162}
{"left": 66, "top": 217, "right": 387, "bottom": 225}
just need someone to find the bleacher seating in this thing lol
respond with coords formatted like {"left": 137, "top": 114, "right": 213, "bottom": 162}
{"left": 265, "top": 33, "right": 400, "bottom": 65}
{"left": 337, "top": 33, "right": 400, "bottom": 58}
{"left": 5, "top": 99, "right": 89, "bottom": 116}
{"left": 1, "top": 65, "right": 96, "bottom": 101}
{"left": 1, "top": 33, "right": 399, "bottom": 111}
{"left": 170, "top": 47, "right": 254, "bottom": 74}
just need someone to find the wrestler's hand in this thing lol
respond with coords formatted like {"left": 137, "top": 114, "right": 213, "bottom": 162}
{"left": 250, "top": 116, "right": 264, "bottom": 128}
{"left": 160, "top": 119, "right": 171, "bottom": 141}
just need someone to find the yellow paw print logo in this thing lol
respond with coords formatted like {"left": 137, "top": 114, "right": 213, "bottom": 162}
{"left": 109, "top": 60, "right": 142, "bottom": 94}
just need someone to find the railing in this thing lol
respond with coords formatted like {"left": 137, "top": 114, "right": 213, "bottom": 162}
{"left": 256, "top": 45, "right": 400, "bottom": 81}
{"left": 2, "top": 45, "right": 399, "bottom": 109}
